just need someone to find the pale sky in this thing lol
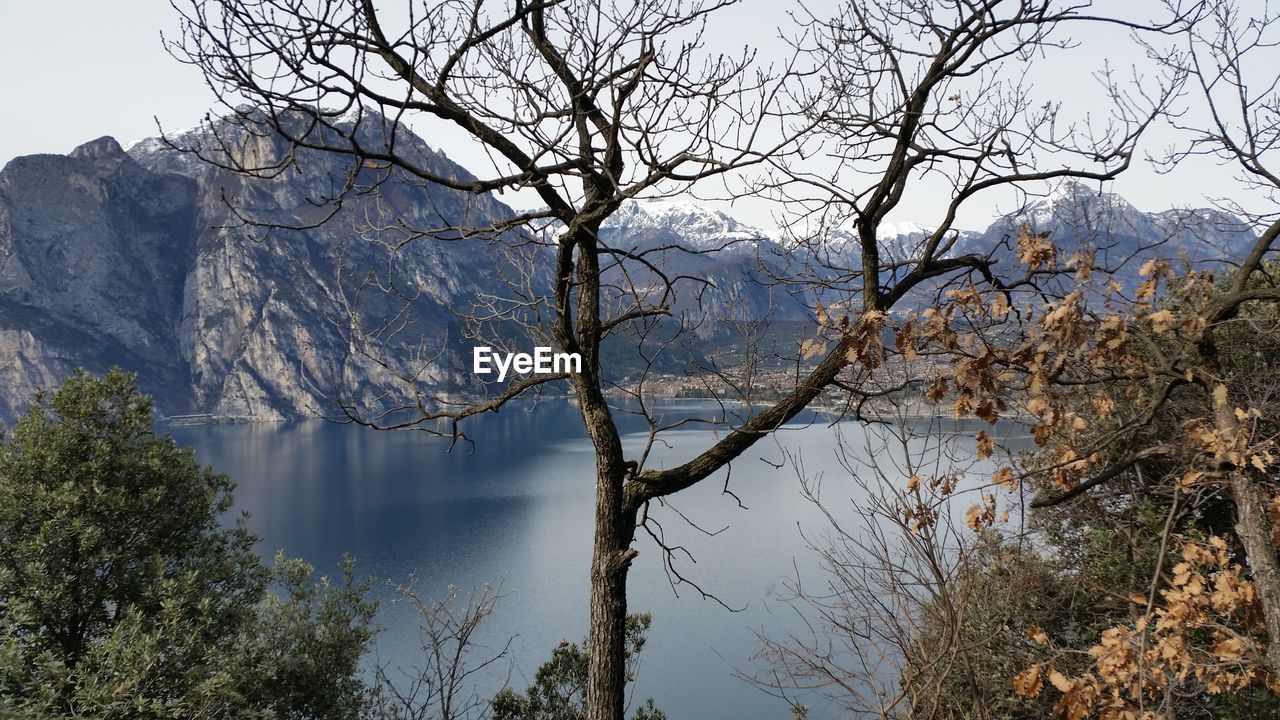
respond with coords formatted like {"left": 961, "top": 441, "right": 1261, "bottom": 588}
{"left": 0, "top": 0, "right": 1264, "bottom": 230}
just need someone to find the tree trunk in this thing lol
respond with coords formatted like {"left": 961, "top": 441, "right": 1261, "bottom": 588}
{"left": 585, "top": 466, "right": 635, "bottom": 720}
{"left": 1212, "top": 393, "right": 1280, "bottom": 673}
{"left": 571, "top": 245, "right": 639, "bottom": 720}
{"left": 580, "top": 401, "right": 639, "bottom": 720}
{"left": 1227, "top": 469, "right": 1280, "bottom": 673}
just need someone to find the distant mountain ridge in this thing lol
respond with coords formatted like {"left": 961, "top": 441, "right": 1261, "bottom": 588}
{"left": 955, "top": 182, "right": 1258, "bottom": 290}
{"left": 603, "top": 198, "right": 770, "bottom": 252}
{"left": 0, "top": 112, "right": 1257, "bottom": 422}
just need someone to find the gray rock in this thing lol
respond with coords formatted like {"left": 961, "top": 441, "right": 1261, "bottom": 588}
{"left": 0, "top": 113, "right": 516, "bottom": 423}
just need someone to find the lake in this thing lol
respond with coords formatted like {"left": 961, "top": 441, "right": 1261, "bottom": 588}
{"left": 170, "top": 401, "right": 999, "bottom": 719}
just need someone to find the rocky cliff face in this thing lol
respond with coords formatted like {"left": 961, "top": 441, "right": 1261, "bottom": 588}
{"left": 0, "top": 115, "right": 518, "bottom": 422}
{"left": 0, "top": 136, "right": 199, "bottom": 420}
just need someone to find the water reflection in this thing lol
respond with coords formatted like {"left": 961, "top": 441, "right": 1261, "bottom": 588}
{"left": 170, "top": 402, "right": 1016, "bottom": 720}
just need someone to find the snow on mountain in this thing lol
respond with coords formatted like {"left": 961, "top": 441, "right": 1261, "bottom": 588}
{"left": 602, "top": 198, "right": 771, "bottom": 252}
{"left": 879, "top": 220, "right": 934, "bottom": 237}
{"left": 953, "top": 180, "right": 1257, "bottom": 288}
{"left": 1016, "top": 181, "right": 1253, "bottom": 261}
{"left": 1015, "top": 180, "right": 1144, "bottom": 232}
{"left": 292, "top": 167, "right": 1249, "bottom": 289}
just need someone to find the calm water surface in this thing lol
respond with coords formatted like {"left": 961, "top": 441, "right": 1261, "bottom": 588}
{"left": 171, "top": 402, "right": 991, "bottom": 719}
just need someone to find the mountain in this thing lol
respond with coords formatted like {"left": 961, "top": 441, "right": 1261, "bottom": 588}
{"left": 0, "top": 112, "right": 520, "bottom": 422}
{"left": 602, "top": 198, "right": 769, "bottom": 253}
{"left": 955, "top": 182, "right": 1258, "bottom": 290}
{"left": 0, "top": 117, "right": 1258, "bottom": 423}
{"left": 597, "top": 199, "right": 812, "bottom": 329}
{"left": 0, "top": 137, "right": 200, "bottom": 419}
{"left": 0, "top": 113, "right": 808, "bottom": 423}
{"left": 811, "top": 220, "right": 981, "bottom": 267}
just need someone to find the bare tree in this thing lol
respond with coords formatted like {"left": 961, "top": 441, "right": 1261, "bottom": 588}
{"left": 168, "top": 2, "right": 779, "bottom": 716}
{"left": 747, "top": 417, "right": 1009, "bottom": 719}
{"left": 166, "top": 1, "right": 1181, "bottom": 717}
{"left": 370, "top": 583, "right": 512, "bottom": 720}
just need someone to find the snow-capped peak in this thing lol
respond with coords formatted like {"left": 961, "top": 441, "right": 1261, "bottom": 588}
{"left": 1042, "top": 180, "right": 1092, "bottom": 205}
{"left": 334, "top": 104, "right": 374, "bottom": 125}
{"left": 1020, "top": 180, "right": 1138, "bottom": 227}
{"left": 878, "top": 220, "right": 934, "bottom": 238}
{"left": 603, "top": 198, "right": 771, "bottom": 251}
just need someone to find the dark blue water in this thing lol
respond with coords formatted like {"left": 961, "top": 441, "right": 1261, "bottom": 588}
{"left": 169, "top": 402, "right": 976, "bottom": 719}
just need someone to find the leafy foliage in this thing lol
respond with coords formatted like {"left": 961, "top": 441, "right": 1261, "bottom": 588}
{"left": 0, "top": 368, "right": 377, "bottom": 718}
{"left": 1003, "top": 264, "right": 1280, "bottom": 718}
{"left": 907, "top": 256, "right": 1280, "bottom": 718}
{"left": 772, "top": 235, "right": 1280, "bottom": 719}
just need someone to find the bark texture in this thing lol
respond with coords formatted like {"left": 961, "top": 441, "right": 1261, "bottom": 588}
{"left": 1213, "top": 381, "right": 1280, "bottom": 674}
